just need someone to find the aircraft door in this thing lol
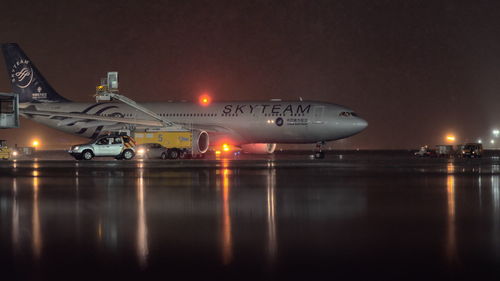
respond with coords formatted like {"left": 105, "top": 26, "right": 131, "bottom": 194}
{"left": 313, "top": 106, "right": 324, "bottom": 124}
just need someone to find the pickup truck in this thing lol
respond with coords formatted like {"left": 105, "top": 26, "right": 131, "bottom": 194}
{"left": 68, "top": 134, "right": 136, "bottom": 160}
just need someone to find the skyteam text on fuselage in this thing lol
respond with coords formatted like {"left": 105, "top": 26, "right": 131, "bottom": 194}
{"left": 1, "top": 43, "right": 367, "bottom": 154}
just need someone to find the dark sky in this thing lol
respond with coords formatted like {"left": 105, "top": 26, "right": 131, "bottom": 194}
{"left": 1, "top": 0, "right": 500, "bottom": 149}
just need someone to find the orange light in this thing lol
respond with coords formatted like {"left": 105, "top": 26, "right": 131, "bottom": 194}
{"left": 222, "top": 144, "right": 230, "bottom": 152}
{"left": 215, "top": 150, "right": 221, "bottom": 155}
{"left": 32, "top": 140, "right": 40, "bottom": 148}
{"left": 199, "top": 94, "right": 212, "bottom": 106}
{"left": 446, "top": 135, "right": 456, "bottom": 142}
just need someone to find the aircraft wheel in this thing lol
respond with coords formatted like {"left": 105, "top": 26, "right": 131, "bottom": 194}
{"left": 82, "top": 150, "right": 94, "bottom": 160}
{"left": 122, "top": 149, "right": 134, "bottom": 160}
{"left": 180, "top": 151, "right": 191, "bottom": 159}
{"left": 314, "top": 151, "right": 325, "bottom": 159}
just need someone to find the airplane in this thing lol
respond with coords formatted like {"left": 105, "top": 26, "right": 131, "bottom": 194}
{"left": 1, "top": 43, "right": 367, "bottom": 157}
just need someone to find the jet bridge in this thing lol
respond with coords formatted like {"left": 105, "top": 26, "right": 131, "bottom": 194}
{"left": 0, "top": 92, "right": 19, "bottom": 129}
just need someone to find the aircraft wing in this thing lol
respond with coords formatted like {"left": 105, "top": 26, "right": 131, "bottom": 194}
{"left": 20, "top": 109, "right": 165, "bottom": 127}
{"left": 19, "top": 109, "right": 236, "bottom": 135}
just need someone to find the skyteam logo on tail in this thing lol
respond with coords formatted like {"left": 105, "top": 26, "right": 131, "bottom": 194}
{"left": 10, "top": 59, "right": 33, "bottom": 89}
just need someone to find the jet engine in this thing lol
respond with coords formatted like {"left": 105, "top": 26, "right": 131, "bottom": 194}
{"left": 241, "top": 143, "right": 276, "bottom": 154}
{"left": 192, "top": 130, "right": 209, "bottom": 154}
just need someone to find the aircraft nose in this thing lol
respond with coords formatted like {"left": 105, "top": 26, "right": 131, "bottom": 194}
{"left": 353, "top": 117, "right": 368, "bottom": 133}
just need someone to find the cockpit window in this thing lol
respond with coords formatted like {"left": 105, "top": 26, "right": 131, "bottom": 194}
{"left": 339, "top": 111, "right": 358, "bottom": 117}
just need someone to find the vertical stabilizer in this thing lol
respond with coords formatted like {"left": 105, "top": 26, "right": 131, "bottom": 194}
{"left": 1, "top": 43, "right": 70, "bottom": 103}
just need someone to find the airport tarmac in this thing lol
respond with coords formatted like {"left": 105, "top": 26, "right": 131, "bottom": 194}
{"left": 2, "top": 151, "right": 500, "bottom": 280}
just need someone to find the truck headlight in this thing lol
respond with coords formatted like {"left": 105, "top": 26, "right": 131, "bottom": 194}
{"left": 12, "top": 151, "right": 18, "bottom": 157}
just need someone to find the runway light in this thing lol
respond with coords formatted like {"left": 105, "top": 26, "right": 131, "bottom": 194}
{"left": 478, "top": 139, "right": 482, "bottom": 144}
{"left": 491, "top": 139, "right": 495, "bottom": 144}
{"left": 199, "top": 94, "right": 212, "bottom": 106}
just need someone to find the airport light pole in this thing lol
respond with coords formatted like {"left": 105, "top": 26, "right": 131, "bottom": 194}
{"left": 32, "top": 139, "right": 40, "bottom": 150}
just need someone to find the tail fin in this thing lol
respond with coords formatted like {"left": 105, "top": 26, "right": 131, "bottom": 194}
{"left": 1, "top": 43, "right": 70, "bottom": 103}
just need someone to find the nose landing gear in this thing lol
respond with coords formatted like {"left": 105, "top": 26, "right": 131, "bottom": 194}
{"left": 314, "top": 141, "right": 325, "bottom": 159}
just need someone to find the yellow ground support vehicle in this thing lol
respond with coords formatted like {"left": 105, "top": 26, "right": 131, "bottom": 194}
{"left": 0, "top": 140, "right": 12, "bottom": 160}
{"left": 133, "top": 130, "right": 208, "bottom": 159}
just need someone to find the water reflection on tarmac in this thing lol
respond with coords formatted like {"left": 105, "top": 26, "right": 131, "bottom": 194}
{"left": 3, "top": 153, "right": 500, "bottom": 280}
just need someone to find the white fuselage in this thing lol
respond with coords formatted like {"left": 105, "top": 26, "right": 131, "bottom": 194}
{"left": 22, "top": 101, "right": 367, "bottom": 145}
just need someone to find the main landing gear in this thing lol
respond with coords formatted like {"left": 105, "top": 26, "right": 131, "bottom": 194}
{"left": 314, "top": 141, "right": 325, "bottom": 159}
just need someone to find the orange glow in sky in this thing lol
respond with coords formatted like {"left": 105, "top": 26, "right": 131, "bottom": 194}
{"left": 199, "top": 94, "right": 212, "bottom": 106}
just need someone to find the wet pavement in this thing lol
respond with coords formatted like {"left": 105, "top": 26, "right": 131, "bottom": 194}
{"left": 1, "top": 152, "right": 500, "bottom": 280}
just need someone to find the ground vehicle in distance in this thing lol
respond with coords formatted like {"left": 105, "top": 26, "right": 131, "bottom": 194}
{"left": 136, "top": 143, "right": 169, "bottom": 159}
{"left": 459, "top": 143, "right": 483, "bottom": 158}
{"left": 436, "top": 145, "right": 454, "bottom": 157}
{"left": 68, "top": 133, "right": 136, "bottom": 160}
{"left": 0, "top": 140, "right": 17, "bottom": 160}
{"left": 414, "top": 145, "right": 436, "bottom": 157}
{"left": 133, "top": 130, "right": 207, "bottom": 159}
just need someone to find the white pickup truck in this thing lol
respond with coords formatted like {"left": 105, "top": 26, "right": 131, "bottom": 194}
{"left": 68, "top": 134, "right": 136, "bottom": 160}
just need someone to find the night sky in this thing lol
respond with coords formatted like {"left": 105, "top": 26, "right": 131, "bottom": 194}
{"left": 2, "top": 0, "right": 500, "bottom": 149}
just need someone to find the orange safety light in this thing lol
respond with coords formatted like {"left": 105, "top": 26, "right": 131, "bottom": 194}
{"left": 199, "top": 94, "right": 212, "bottom": 106}
{"left": 222, "top": 143, "right": 230, "bottom": 152}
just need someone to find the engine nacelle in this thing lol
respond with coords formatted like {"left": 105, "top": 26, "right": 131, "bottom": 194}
{"left": 192, "top": 130, "right": 209, "bottom": 154}
{"left": 241, "top": 143, "right": 276, "bottom": 154}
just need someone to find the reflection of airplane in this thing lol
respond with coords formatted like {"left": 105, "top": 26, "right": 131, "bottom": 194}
{"left": 1, "top": 43, "right": 367, "bottom": 154}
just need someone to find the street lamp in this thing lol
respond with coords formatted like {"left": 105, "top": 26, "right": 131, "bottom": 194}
{"left": 493, "top": 130, "right": 500, "bottom": 138}
{"left": 32, "top": 139, "right": 40, "bottom": 149}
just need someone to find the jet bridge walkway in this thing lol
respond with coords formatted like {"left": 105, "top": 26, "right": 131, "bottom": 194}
{"left": 0, "top": 92, "right": 19, "bottom": 129}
